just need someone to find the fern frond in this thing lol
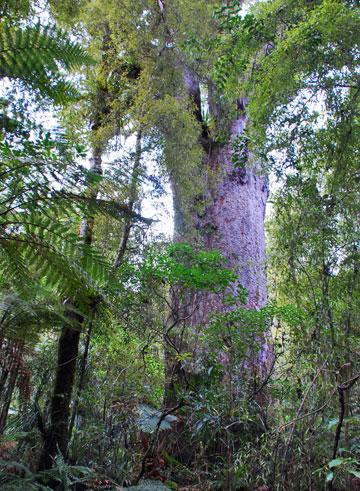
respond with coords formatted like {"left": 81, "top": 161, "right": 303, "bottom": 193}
{"left": 0, "top": 240, "right": 32, "bottom": 291}
{"left": 0, "top": 22, "right": 93, "bottom": 103}
{"left": 1, "top": 231, "right": 106, "bottom": 299}
{"left": 65, "top": 193, "right": 154, "bottom": 224}
{"left": 0, "top": 292, "right": 77, "bottom": 341}
{"left": 0, "top": 138, "right": 121, "bottom": 309}
{"left": 0, "top": 457, "right": 93, "bottom": 490}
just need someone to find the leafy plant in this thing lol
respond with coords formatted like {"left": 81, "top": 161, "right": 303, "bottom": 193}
{"left": 0, "top": 455, "right": 93, "bottom": 490}
{"left": 136, "top": 404, "right": 177, "bottom": 434}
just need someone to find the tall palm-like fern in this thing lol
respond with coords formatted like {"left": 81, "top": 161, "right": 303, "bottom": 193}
{"left": 0, "top": 7, "right": 152, "bottom": 465}
{"left": 0, "top": 3, "right": 119, "bottom": 457}
{"left": 0, "top": 135, "right": 150, "bottom": 306}
{"left": 0, "top": 136, "right": 112, "bottom": 307}
{"left": 0, "top": 7, "right": 100, "bottom": 304}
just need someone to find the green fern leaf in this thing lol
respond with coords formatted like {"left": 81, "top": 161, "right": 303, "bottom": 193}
{"left": 0, "top": 22, "right": 93, "bottom": 103}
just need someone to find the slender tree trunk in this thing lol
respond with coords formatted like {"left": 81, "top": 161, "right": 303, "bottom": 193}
{"left": 113, "top": 130, "right": 143, "bottom": 269}
{"left": 0, "top": 339, "right": 24, "bottom": 434}
{"left": 0, "top": 369, "right": 18, "bottom": 432}
{"left": 68, "top": 130, "right": 143, "bottom": 437}
{"left": 68, "top": 319, "right": 93, "bottom": 438}
{"left": 38, "top": 148, "right": 103, "bottom": 471}
{"left": 39, "top": 319, "right": 82, "bottom": 469}
{"left": 38, "top": 21, "right": 112, "bottom": 469}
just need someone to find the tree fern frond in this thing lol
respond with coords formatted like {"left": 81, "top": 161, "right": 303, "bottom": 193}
{"left": 0, "top": 138, "right": 122, "bottom": 308}
{"left": 1, "top": 224, "right": 107, "bottom": 305}
{"left": 0, "top": 292, "right": 79, "bottom": 341}
{"left": 64, "top": 193, "right": 154, "bottom": 224}
{"left": 0, "top": 22, "right": 93, "bottom": 103}
{"left": 0, "top": 240, "right": 32, "bottom": 291}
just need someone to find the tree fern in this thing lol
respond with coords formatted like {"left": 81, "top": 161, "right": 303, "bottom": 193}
{"left": 0, "top": 134, "right": 151, "bottom": 336}
{"left": 0, "top": 212, "right": 113, "bottom": 308}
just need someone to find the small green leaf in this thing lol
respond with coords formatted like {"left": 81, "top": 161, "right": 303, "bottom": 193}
{"left": 326, "top": 471, "right": 334, "bottom": 482}
{"left": 327, "top": 418, "right": 339, "bottom": 429}
{"left": 349, "top": 469, "right": 360, "bottom": 479}
{"left": 329, "top": 458, "right": 344, "bottom": 468}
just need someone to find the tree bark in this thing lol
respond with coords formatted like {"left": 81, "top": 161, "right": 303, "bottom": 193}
{"left": 0, "top": 339, "right": 24, "bottom": 434}
{"left": 68, "top": 318, "right": 93, "bottom": 438}
{"left": 166, "top": 70, "right": 270, "bottom": 402}
{"left": 38, "top": 319, "right": 82, "bottom": 470}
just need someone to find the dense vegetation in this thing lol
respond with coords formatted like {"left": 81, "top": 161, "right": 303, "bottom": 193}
{"left": 0, "top": 0, "right": 359, "bottom": 490}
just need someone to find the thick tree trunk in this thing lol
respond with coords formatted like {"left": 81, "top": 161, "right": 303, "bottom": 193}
{"left": 166, "top": 73, "right": 270, "bottom": 401}
{"left": 186, "top": 116, "right": 268, "bottom": 313}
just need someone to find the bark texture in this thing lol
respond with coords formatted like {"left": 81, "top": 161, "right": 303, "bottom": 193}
{"left": 167, "top": 71, "right": 270, "bottom": 397}
{"left": 0, "top": 339, "right": 27, "bottom": 434}
{"left": 192, "top": 117, "right": 268, "bottom": 314}
{"left": 38, "top": 321, "right": 81, "bottom": 470}
{"left": 181, "top": 73, "right": 268, "bottom": 311}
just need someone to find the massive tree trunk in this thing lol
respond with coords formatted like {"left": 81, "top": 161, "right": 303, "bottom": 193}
{"left": 183, "top": 108, "right": 268, "bottom": 312}
{"left": 166, "top": 71, "right": 270, "bottom": 402}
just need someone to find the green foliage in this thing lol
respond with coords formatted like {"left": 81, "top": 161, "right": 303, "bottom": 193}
{"left": 142, "top": 243, "right": 237, "bottom": 292}
{"left": 136, "top": 404, "right": 177, "bottom": 434}
{"left": 0, "top": 292, "right": 75, "bottom": 342}
{"left": 0, "top": 456, "right": 93, "bottom": 490}
{"left": 0, "top": 22, "right": 93, "bottom": 104}
{"left": 231, "top": 132, "right": 251, "bottom": 168}
{"left": 0, "top": 135, "right": 112, "bottom": 309}
{"left": 217, "top": 0, "right": 360, "bottom": 146}
{"left": 0, "top": 1, "right": 31, "bottom": 22}
{"left": 141, "top": 94, "right": 204, "bottom": 227}
{"left": 1, "top": 1, "right": 359, "bottom": 490}
{"left": 205, "top": 303, "right": 304, "bottom": 363}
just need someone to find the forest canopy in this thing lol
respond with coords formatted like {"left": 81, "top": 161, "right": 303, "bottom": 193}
{"left": 0, "top": 0, "right": 359, "bottom": 490}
